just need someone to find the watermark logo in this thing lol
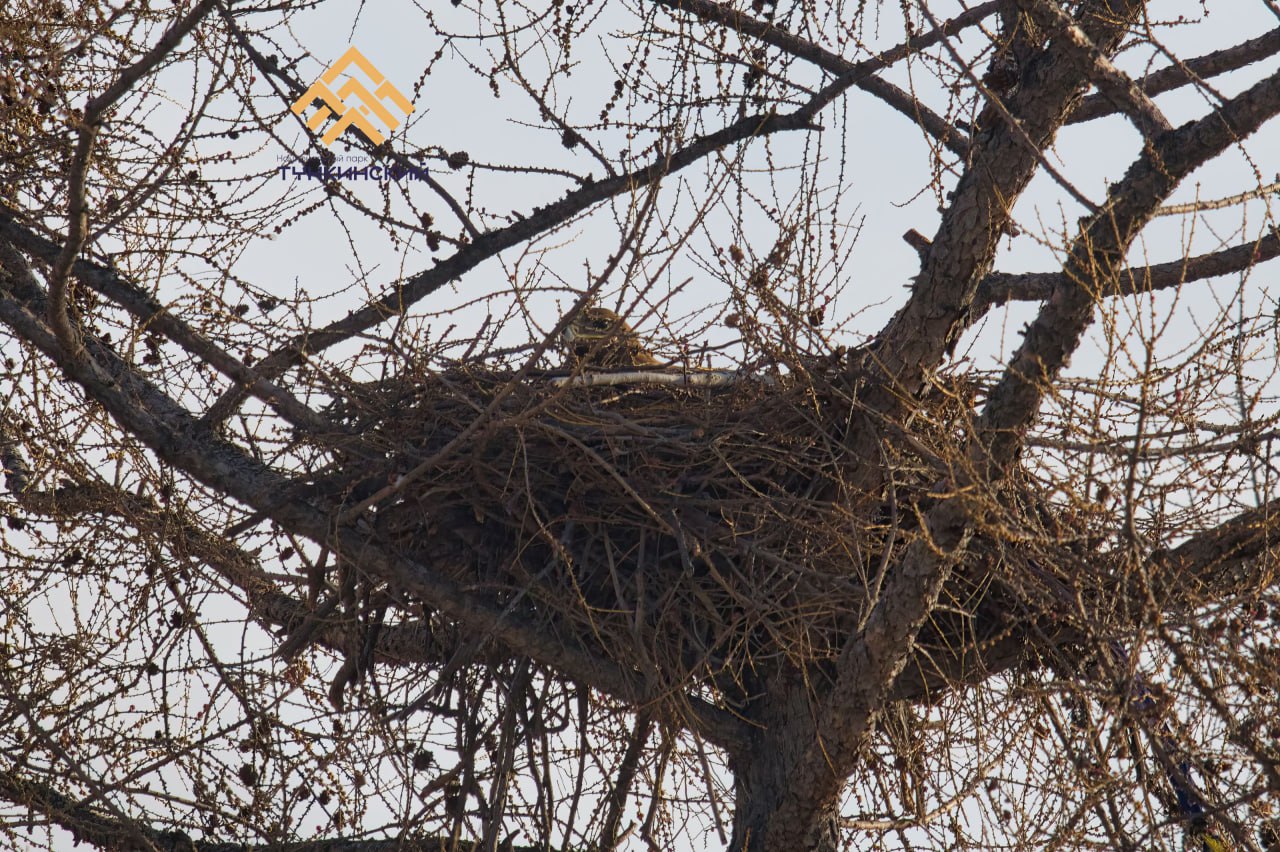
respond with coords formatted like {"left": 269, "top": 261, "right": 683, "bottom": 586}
{"left": 276, "top": 152, "right": 430, "bottom": 183}
{"left": 290, "top": 46, "right": 415, "bottom": 147}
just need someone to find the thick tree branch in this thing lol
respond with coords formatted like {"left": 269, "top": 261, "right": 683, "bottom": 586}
{"left": 918, "top": 3, "right": 1101, "bottom": 213}
{"left": 867, "top": 0, "right": 1146, "bottom": 403}
{"left": 0, "top": 279, "right": 749, "bottom": 753}
{"left": 733, "top": 3, "right": 1155, "bottom": 836}
{"left": 877, "top": 54, "right": 1280, "bottom": 721}
{"left": 1154, "top": 499, "right": 1280, "bottom": 604}
{"left": 7, "top": 2, "right": 1278, "bottom": 848}
{"left": 0, "top": 217, "right": 334, "bottom": 435}
{"left": 764, "top": 20, "right": 1280, "bottom": 848}
{"left": 1069, "top": 26, "right": 1280, "bottom": 125}
{"left": 1026, "top": 0, "right": 1172, "bottom": 138}
{"left": 16, "top": 457, "right": 1107, "bottom": 714}
{"left": 0, "top": 461, "right": 454, "bottom": 670}
{"left": 975, "top": 227, "right": 1280, "bottom": 310}
{"left": 981, "top": 61, "right": 1280, "bottom": 470}
{"left": 844, "top": 37, "right": 1280, "bottom": 781}
{"left": 0, "top": 772, "right": 170, "bottom": 852}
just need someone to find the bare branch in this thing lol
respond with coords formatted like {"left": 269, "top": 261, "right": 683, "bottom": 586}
{"left": 976, "top": 228, "right": 1280, "bottom": 310}
{"left": 1155, "top": 180, "right": 1280, "bottom": 216}
{"left": 0, "top": 215, "right": 334, "bottom": 435}
{"left": 1070, "top": 26, "right": 1280, "bottom": 125}
{"left": 0, "top": 273, "right": 750, "bottom": 754}
{"left": 5, "top": 3, "right": 1279, "bottom": 848}
{"left": 766, "top": 13, "right": 1280, "bottom": 848}
{"left": 1025, "top": 0, "right": 1172, "bottom": 138}
{"left": 201, "top": 58, "right": 871, "bottom": 427}
{"left": 45, "top": 0, "right": 219, "bottom": 357}
{"left": 981, "top": 61, "right": 1280, "bottom": 468}
{"left": 653, "top": 0, "right": 986, "bottom": 155}
{"left": 869, "top": 0, "right": 1144, "bottom": 403}
{"left": 216, "top": 7, "right": 484, "bottom": 241}
{"left": 0, "top": 768, "right": 561, "bottom": 852}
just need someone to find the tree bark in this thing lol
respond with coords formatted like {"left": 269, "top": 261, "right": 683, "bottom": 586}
{"left": 729, "top": 672, "right": 841, "bottom": 852}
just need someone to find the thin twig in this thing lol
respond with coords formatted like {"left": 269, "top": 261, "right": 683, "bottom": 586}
{"left": 46, "top": 0, "right": 219, "bottom": 356}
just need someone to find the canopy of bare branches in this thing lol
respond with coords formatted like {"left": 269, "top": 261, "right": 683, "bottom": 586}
{"left": 1, "top": 1, "right": 1279, "bottom": 850}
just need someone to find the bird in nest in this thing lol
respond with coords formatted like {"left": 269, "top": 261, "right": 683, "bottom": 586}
{"left": 560, "top": 306, "right": 659, "bottom": 368}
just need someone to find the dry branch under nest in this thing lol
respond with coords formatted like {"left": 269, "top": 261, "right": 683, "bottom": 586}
{"left": 310, "top": 365, "right": 1106, "bottom": 712}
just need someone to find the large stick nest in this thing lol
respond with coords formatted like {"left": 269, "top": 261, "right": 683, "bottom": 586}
{"left": 312, "top": 363, "right": 1094, "bottom": 712}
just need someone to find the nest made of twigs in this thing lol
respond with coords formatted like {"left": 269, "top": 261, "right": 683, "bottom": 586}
{"left": 309, "top": 364, "right": 1093, "bottom": 711}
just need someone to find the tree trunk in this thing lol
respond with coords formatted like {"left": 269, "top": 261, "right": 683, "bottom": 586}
{"left": 729, "top": 674, "right": 844, "bottom": 852}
